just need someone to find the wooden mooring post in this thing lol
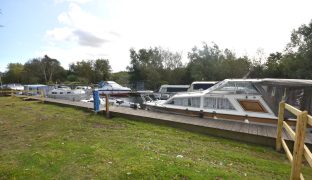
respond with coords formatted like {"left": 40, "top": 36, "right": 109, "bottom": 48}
{"left": 290, "top": 111, "right": 307, "bottom": 180}
{"left": 105, "top": 94, "right": 110, "bottom": 118}
{"left": 276, "top": 101, "right": 285, "bottom": 151}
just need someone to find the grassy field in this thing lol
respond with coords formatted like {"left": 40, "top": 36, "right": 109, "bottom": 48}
{"left": 0, "top": 97, "right": 311, "bottom": 179}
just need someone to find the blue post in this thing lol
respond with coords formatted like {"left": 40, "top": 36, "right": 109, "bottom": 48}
{"left": 93, "top": 90, "right": 100, "bottom": 113}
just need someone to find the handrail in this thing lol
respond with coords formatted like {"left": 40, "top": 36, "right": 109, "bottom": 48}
{"left": 285, "top": 103, "right": 301, "bottom": 116}
{"left": 276, "top": 102, "right": 311, "bottom": 180}
{"left": 283, "top": 121, "right": 295, "bottom": 140}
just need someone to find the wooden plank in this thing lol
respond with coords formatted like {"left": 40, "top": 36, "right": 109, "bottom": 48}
{"left": 204, "top": 119, "right": 222, "bottom": 128}
{"left": 230, "top": 121, "right": 242, "bottom": 132}
{"left": 291, "top": 111, "right": 308, "bottom": 180}
{"left": 266, "top": 126, "right": 277, "bottom": 138}
{"left": 304, "top": 145, "right": 312, "bottom": 168}
{"left": 283, "top": 121, "right": 295, "bottom": 140}
{"left": 257, "top": 125, "right": 268, "bottom": 137}
{"left": 219, "top": 120, "right": 234, "bottom": 131}
{"left": 282, "top": 138, "right": 293, "bottom": 162}
{"left": 248, "top": 124, "right": 258, "bottom": 135}
{"left": 276, "top": 102, "right": 285, "bottom": 151}
{"left": 239, "top": 123, "right": 250, "bottom": 134}
{"left": 285, "top": 103, "right": 301, "bottom": 116}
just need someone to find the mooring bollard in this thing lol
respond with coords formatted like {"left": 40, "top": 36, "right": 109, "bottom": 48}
{"left": 92, "top": 90, "right": 100, "bottom": 114}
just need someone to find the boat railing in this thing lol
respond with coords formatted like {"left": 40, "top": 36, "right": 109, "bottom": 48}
{"left": 276, "top": 101, "right": 312, "bottom": 180}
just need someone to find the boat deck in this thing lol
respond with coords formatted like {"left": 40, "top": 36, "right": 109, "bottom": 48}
{"left": 17, "top": 96, "right": 312, "bottom": 147}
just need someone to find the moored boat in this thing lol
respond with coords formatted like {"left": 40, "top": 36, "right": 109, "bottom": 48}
{"left": 96, "top": 81, "right": 131, "bottom": 96}
{"left": 145, "top": 79, "right": 312, "bottom": 124}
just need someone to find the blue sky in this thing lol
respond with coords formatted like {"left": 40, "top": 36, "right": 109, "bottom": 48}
{"left": 0, "top": 1, "right": 63, "bottom": 70}
{"left": 1, "top": 0, "right": 312, "bottom": 72}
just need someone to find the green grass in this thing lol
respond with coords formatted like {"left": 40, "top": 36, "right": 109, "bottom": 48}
{"left": 0, "top": 97, "right": 311, "bottom": 179}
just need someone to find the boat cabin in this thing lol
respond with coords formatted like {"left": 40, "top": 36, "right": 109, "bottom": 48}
{"left": 147, "top": 79, "right": 312, "bottom": 124}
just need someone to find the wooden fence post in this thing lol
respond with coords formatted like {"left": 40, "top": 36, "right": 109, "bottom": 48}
{"left": 105, "top": 95, "right": 110, "bottom": 118}
{"left": 290, "top": 111, "right": 308, "bottom": 180}
{"left": 40, "top": 90, "right": 45, "bottom": 103}
{"left": 276, "top": 101, "right": 285, "bottom": 151}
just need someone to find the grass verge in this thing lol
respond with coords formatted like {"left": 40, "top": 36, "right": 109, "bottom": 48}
{"left": 0, "top": 97, "right": 311, "bottom": 179}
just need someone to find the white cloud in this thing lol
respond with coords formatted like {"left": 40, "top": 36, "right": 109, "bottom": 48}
{"left": 46, "top": 27, "right": 74, "bottom": 42}
{"left": 42, "top": 0, "right": 312, "bottom": 72}
{"left": 43, "top": 2, "right": 122, "bottom": 70}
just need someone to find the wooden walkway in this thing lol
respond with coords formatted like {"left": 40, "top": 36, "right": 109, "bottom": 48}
{"left": 19, "top": 96, "right": 312, "bottom": 148}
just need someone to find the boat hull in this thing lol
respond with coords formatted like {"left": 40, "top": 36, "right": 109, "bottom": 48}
{"left": 145, "top": 104, "right": 296, "bottom": 125}
{"left": 98, "top": 90, "right": 131, "bottom": 97}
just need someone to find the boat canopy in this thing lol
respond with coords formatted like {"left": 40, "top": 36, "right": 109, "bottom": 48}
{"left": 254, "top": 79, "right": 312, "bottom": 117}
{"left": 202, "top": 79, "right": 312, "bottom": 116}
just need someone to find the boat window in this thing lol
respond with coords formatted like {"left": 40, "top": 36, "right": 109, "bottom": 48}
{"left": 67, "top": 92, "right": 71, "bottom": 94}
{"left": 191, "top": 97, "right": 200, "bottom": 107}
{"left": 204, "top": 97, "right": 235, "bottom": 110}
{"left": 193, "top": 84, "right": 215, "bottom": 91}
{"left": 52, "top": 92, "right": 57, "bottom": 94}
{"left": 166, "top": 97, "right": 200, "bottom": 107}
{"left": 60, "top": 92, "right": 63, "bottom": 94}
{"left": 212, "top": 81, "right": 259, "bottom": 94}
{"left": 166, "top": 87, "right": 188, "bottom": 92}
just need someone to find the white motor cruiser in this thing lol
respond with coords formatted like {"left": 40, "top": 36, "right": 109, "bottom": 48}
{"left": 145, "top": 79, "right": 312, "bottom": 124}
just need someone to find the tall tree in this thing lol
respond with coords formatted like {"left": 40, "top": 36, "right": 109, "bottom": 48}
{"left": 69, "top": 60, "right": 93, "bottom": 83}
{"left": 187, "top": 42, "right": 251, "bottom": 81}
{"left": 127, "top": 47, "right": 184, "bottom": 90}
{"left": 94, "top": 59, "right": 111, "bottom": 82}
{"left": 40, "top": 55, "right": 63, "bottom": 83}
{"left": 284, "top": 20, "right": 312, "bottom": 78}
{"left": 111, "top": 71, "right": 129, "bottom": 86}
{"left": 69, "top": 59, "right": 112, "bottom": 83}
{"left": 3, "top": 63, "right": 24, "bottom": 83}
{"left": 22, "top": 58, "right": 43, "bottom": 83}
{"left": 21, "top": 56, "right": 65, "bottom": 84}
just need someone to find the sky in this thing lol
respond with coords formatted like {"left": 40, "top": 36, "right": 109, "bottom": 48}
{"left": 0, "top": 0, "right": 312, "bottom": 72}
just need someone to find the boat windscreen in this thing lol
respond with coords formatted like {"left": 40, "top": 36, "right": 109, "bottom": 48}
{"left": 211, "top": 81, "right": 259, "bottom": 94}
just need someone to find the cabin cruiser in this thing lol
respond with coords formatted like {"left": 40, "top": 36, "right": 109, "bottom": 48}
{"left": 2, "top": 83, "right": 24, "bottom": 91}
{"left": 96, "top": 81, "right": 131, "bottom": 96}
{"left": 145, "top": 79, "right": 312, "bottom": 124}
{"left": 47, "top": 87, "right": 87, "bottom": 101}
{"left": 23, "top": 84, "right": 48, "bottom": 95}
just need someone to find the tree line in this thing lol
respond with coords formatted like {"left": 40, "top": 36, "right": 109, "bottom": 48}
{"left": 1, "top": 20, "right": 312, "bottom": 89}
{"left": 0, "top": 55, "right": 111, "bottom": 85}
